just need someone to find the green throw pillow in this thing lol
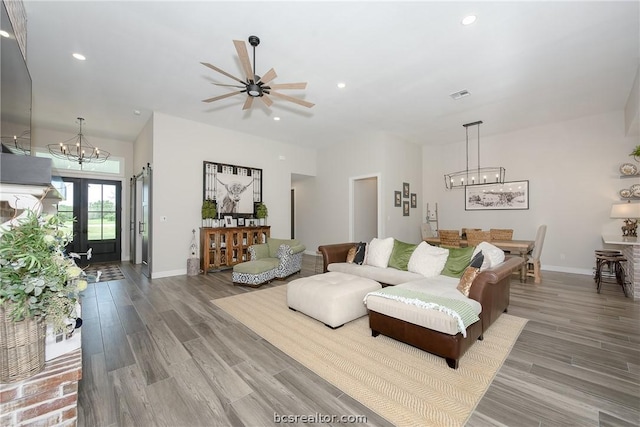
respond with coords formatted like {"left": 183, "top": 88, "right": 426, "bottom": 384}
{"left": 441, "top": 246, "right": 475, "bottom": 278}
{"left": 387, "top": 239, "right": 418, "bottom": 271}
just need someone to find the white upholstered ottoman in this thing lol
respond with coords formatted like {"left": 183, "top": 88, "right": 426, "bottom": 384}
{"left": 287, "top": 272, "right": 382, "bottom": 328}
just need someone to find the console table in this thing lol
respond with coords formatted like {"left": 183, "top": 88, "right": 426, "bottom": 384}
{"left": 200, "top": 226, "right": 270, "bottom": 273}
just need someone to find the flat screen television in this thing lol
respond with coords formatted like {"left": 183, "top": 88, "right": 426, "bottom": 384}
{"left": 1, "top": 1, "right": 32, "bottom": 153}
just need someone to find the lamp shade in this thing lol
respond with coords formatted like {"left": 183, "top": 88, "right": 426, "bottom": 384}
{"left": 610, "top": 202, "right": 640, "bottom": 219}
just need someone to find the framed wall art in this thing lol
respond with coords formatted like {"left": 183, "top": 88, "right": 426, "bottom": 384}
{"left": 203, "top": 161, "right": 262, "bottom": 216}
{"left": 410, "top": 193, "right": 417, "bottom": 208}
{"left": 403, "top": 182, "right": 410, "bottom": 198}
{"left": 394, "top": 191, "right": 401, "bottom": 207}
{"left": 403, "top": 201, "right": 410, "bottom": 216}
{"left": 465, "top": 180, "right": 529, "bottom": 211}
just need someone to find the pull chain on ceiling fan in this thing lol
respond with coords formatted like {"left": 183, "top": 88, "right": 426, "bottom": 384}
{"left": 201, "top": 35, "right": 314, "bottom": 110}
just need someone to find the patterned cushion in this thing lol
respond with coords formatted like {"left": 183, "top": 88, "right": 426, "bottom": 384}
{"left": 457, "top": 251, "right": 484, "bottom": 296}
{"left": 346, "top": 246, "right": 357, "bottom": 263}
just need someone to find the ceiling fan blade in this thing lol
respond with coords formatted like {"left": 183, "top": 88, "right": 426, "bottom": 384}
{"left": 233, "top": 40, "right": 254, "bottom": 82}
{"left": 269, "top": 91, "right": 315, "bottom": 108}
{"left": 261, "top": 94, "right": 273, "bottom": 107}
{"left": 242, "top": 97, "right": 254, "bottom": 110}
{"left": 257, "top": 68, "right": 277, "bottom": 85}
{"left": 201, "top": 62, "right": 246, "bottom": 85}
{"left": 202, "top": 90, "right": 244, "bottom": 103}
{"left": 268, "top": 82, "right": 307, "bottom": 90}
{"left": 214, "top": 83, "right": 246, "bottom": 88}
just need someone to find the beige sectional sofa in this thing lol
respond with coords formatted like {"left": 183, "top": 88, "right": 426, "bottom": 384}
{"left": 317, "top": 240, "right": 523, "bottom": 368}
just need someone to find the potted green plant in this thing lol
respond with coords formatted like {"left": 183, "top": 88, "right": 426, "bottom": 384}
{"left": 201, "top": 199, "right": 217, "bottom": 227}
{"left": 0, "top": 211, "right": 85, "bottom": 382}
{"left": 256, "top": 202, "right": 268, "bottom": 225}
{"left": 630, "top": 145, "right": 640, "bottom": 162}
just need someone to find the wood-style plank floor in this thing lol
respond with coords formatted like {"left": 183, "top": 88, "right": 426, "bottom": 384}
{"left": 77, "top": 256, "right": 640, "bottom": 426}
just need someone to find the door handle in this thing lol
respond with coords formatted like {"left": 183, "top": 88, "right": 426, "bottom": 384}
{"left": 139, "top": 221, "right": 145, "bottom": 233}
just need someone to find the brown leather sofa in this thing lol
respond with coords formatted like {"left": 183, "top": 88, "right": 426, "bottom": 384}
{"left": 318, "top": 242, "right": 523, "bottom": 368}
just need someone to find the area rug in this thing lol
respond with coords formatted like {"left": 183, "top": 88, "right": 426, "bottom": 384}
{"left": 83, "top": 264, "right": 125, "bottom": 282}
{"left": 212, "top": 285, "right": 527, "bottom": 426}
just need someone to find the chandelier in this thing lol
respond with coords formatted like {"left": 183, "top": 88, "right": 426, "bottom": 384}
{"left": 444, "top": 120, "right": 505, "bottom": 189}
{"left": 47, "top": 117, "right": 110, "bottom": 168}
{"left": 0, "top": 130, "right": 31, "bottom": 155}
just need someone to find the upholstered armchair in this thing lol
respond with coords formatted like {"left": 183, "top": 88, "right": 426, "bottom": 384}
{"left": 249, "top": 237, "right": 306, "bottom": 279}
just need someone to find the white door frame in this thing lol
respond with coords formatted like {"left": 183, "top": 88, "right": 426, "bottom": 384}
{"left": 349, "top": 173, "right": 383, "bottom": 241}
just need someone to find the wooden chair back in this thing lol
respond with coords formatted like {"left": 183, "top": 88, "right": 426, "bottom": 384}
{"left": 490, "top": 228, "right": 513, "bottom": 241}
{"left": 466, "top": 230, "right": 492, "bottom": 247}
{"left": 438, "top": 230, "right": 461, "bottom": 248}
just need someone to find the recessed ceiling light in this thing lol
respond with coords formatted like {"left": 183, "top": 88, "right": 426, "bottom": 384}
{"left": 337, "top": 82, "right": 346, "bottom": 89}
{"left": 0, "top": 30, "right": 9, "bottom": 38}
{"left": 273, "top": 117, "right": 280, "bottom": 121}
{"left": 461, "top": 15, "right": 477, "bottom": 26}
{"left": 72, "top": 53, "right": 86, "bottom": 61}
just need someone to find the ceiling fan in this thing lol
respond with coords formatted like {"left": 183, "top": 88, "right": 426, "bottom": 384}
{"left": 201, "top": 35, "right": 314, "bottom": 110}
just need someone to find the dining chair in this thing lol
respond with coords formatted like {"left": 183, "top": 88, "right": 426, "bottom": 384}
{"left": 461, "top": 228, "right": 481, "bottom": 239}
{"left": 421, "top": 223, "right": 435, "bottom": 240}
{"left": 438, "top": 230, "right": 461, "bottom": 248}
{"left": 490, "top": 228, "right": 513, "bottom": 241}
{"left": 466, "top": 230, "right": 491, "bottom": 247}
{"left": 526, "top": 225, "right": 547, "bottom": 283}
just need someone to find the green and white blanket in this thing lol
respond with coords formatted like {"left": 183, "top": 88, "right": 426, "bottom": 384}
{"left": 364, "top": 287, "right": 480, "bottom": 337}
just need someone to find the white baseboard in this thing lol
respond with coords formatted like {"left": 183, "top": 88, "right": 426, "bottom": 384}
{"left": 152, "top": 269, "right": 187, "bottom": 279}
{"left": 542, "top": 264, "right": 592, "bottom": 276}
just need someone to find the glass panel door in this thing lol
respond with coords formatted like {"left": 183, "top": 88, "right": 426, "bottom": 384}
{"left": 87, "top": 183, "right": 117, "bottom": 241}
{"left": 58, "top": 178, "right": 121, "bottom": 264}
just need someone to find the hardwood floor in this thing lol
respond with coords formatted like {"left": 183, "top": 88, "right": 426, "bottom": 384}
{"left": 77, "top": 256, "right": 640, "bottom": 426}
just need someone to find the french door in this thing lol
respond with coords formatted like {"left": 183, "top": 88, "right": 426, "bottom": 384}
{"left": 58, "top": 178, "right": 122, "bottom": 264}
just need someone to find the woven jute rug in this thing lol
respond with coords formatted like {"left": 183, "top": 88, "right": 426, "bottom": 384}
{"left": 213, "top": 285, "right": 527, "bottom": 427}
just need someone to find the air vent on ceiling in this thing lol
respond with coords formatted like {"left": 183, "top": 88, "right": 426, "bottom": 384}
{"left": 450, "top": 89, "right": 470, "bottom": 100}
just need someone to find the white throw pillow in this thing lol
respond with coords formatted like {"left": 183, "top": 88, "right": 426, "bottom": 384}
{"left": 472, "top": 242, "right": 505, "bottom": 270}
{"left": 407, "top": 242, "right": 449, "bottom": 277}
{"left": 365, "top": 237, "right": 395, "bottom": 268}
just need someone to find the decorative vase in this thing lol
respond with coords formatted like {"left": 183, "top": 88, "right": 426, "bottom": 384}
{"left": 0, "top": 304, "right": 46, "bottom": 383}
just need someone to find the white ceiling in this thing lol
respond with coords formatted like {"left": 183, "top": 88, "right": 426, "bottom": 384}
{"left": 23, "top": 1, "right": 640, "bottom": 149}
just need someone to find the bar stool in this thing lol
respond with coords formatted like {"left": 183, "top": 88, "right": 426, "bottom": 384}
{"left": 594, "top": 250, "right": 622, "bottom": 281}
{"left": 594, "top": 251, "right": 628, "bottom": 297}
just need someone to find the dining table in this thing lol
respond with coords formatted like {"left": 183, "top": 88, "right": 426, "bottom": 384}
{"left": 423, "top": 237, "right": 535, "bottom": 282}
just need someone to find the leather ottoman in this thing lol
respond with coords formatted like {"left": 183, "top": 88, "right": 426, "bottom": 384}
{"left": 287, "top": 272, "right": 382, "bottom": 328}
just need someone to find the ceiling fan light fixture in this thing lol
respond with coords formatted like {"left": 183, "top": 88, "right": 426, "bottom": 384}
{"left": 247, "top": 83, "right": 262, "bottom": 97}
{"left": 201, "top": 35, "right": 313, "bottom": 109}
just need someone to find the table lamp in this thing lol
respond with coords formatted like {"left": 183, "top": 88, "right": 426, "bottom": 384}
{"left": 610, "top": 201, "right": 640, "bottom": 237}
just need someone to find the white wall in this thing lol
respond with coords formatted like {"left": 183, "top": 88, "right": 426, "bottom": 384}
{"left": 422, "top": 110, "right": 637, "bottom": 274}
{"left": 298, "top": 132, "right": 423, "bottom": 253}
{"left": 30, "top": 124, "right": 135, "bottom": 261}
{"left": 353, "top": 177, "right": 378, "bottom": 242}
{"left": 150, "top": 112, "right": 316, "bottom": 278}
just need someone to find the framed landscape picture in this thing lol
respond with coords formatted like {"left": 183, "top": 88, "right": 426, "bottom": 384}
{"left": 465, "top": 180, "right": 529, "bottom": 211}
